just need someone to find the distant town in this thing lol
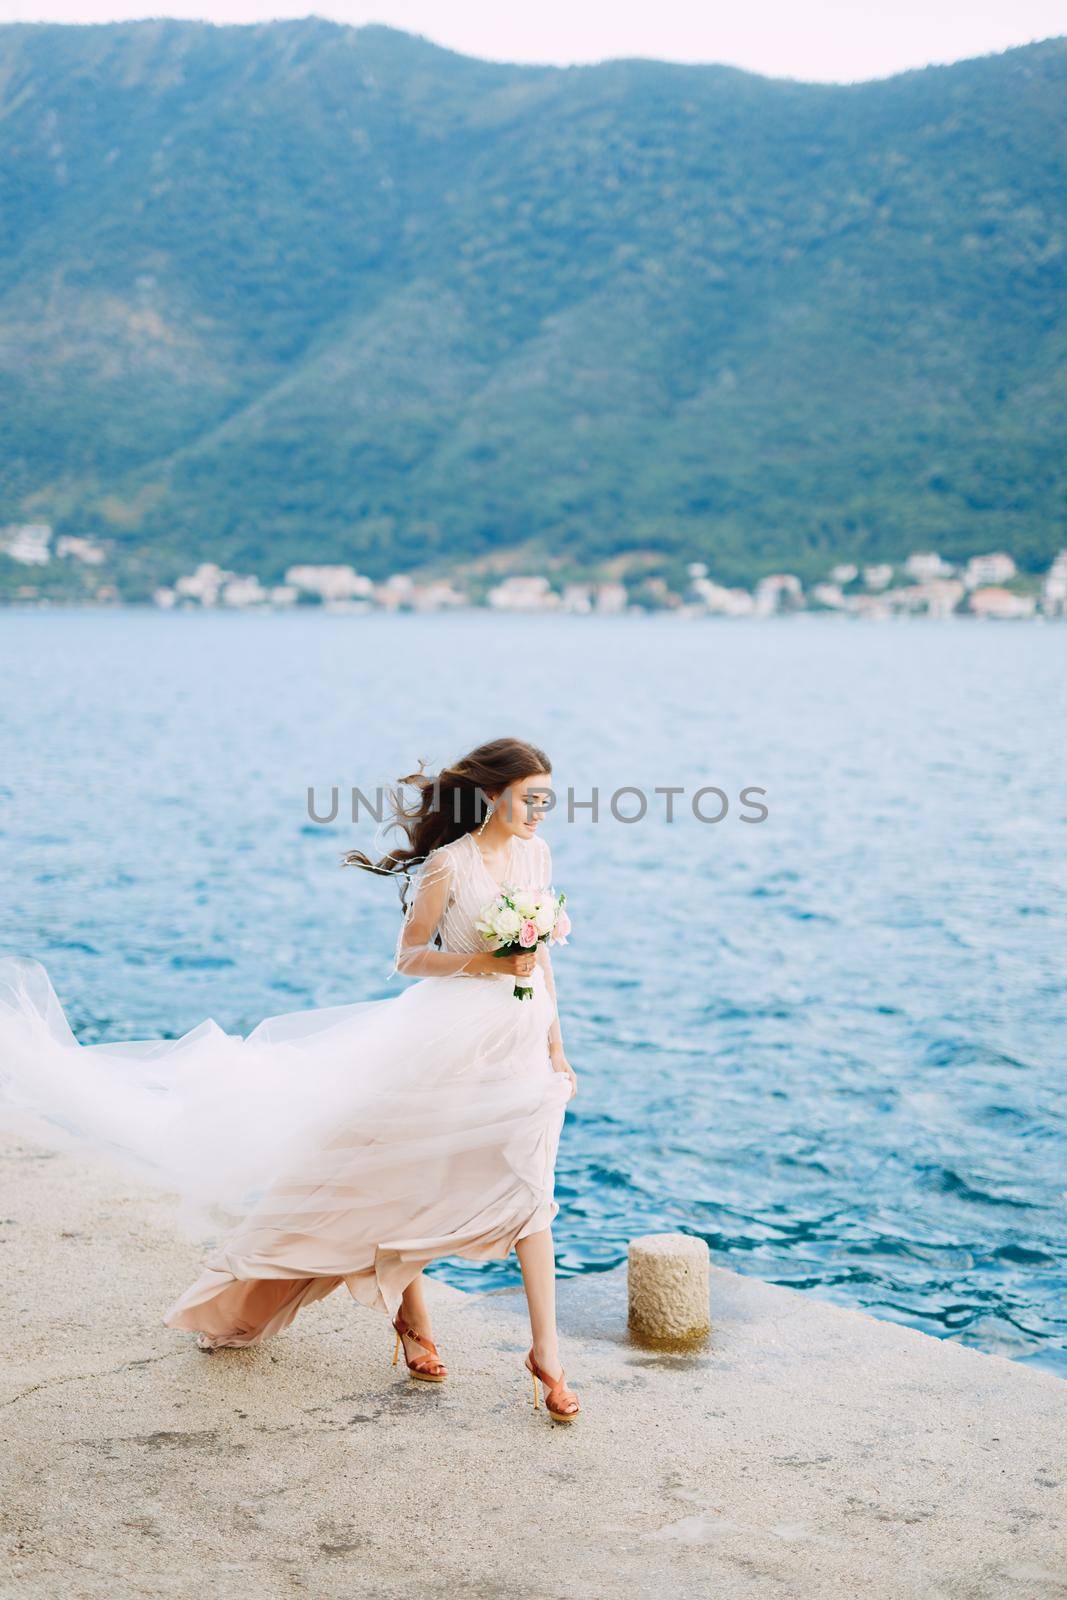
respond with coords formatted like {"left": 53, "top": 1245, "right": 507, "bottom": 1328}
{"left": 1, "top": 522, "right": 1065, "bottom": 620}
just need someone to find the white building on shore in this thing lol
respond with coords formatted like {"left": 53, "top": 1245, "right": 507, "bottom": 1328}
{"left": 969, "top": 586, "right": 1034, "bottom": 619}
{"left": 284, "top": 564, "right": 374, "bottom": 602}
{"left": 879, "top": 579, "right": 964, "bottom": 618}
{"left": 754, "top": 573, "right": 802, "bottom": 615}
{"left": 1, "top": 523, "right": 52, "bottom": 564}
{"left": 409, "top": 579, "right": 466, "bottom": 612}
{"left": 1041, "top": 551, "right": 1067, "bottom": 617}
{"left": 487, "top": 575, "right": 558, "bottom": 611}
{"left": 221, "top": 574, "right": 269, "bottom": 607}
{"left": 175, "top": 563, "right": 230, "bottom": 605}
{"left": 913, "top": 578, "right": 965, "bottom": 617}
{"left": 863, "top": 563, "right": 894, "bottom": 591}
{"left": 964, "top": 552, "right": 1016, "bottom": 589}
{"left": 375, "top": 573, "right": 415, "bottom": 610}
{"left": 691, "top": 576, "right": 756, "bottom": 616}
{"left": 905, "top": 551, "right": 954, "bottom": 581}
{"left": 56, "top": 536, "right": 106, "bottom": 566}
{"left": 560, "top": 583, "right": 593, "bottom": 614}
{"left": 594, "top": 581, "right": 628, "bottom": 614}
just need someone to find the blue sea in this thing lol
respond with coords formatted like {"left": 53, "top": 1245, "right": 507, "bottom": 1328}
{"left": 1, "top": 609, "right": 1064, "bottom": 1372}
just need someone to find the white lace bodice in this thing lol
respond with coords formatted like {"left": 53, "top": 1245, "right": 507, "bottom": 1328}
{"left": 392, "top": 829, "right": 554, "bottom": 978}
{"left": 437, "top": 831, "right": 552, "bottom": 955}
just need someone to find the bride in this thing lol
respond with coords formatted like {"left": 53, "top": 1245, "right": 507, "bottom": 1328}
{"left": 0, "top": 736, "right": 582, "bottom": 1423}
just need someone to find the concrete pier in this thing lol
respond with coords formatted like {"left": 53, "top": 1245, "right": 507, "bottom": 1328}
{"left": 1, "top": 1123, "right": 1064, "bottom": 1599}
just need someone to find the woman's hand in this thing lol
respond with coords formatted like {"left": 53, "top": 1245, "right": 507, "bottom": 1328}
{"left": 467, "top": 950, "right": 537, "bottom": 978}
{"left": 550, "top": 1047, "right": 578, "bottom": 1099}
{"left": 500, "top": 949, "right": 538, "bottom": 977}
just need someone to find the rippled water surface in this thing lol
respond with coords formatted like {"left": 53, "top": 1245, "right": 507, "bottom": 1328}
{"left": 1, "top": 610, "right": 1064, "bottom": 1371}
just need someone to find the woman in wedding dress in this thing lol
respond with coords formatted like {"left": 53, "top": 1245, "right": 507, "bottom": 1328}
{"left": 0, "top": 737, "right": 582, "bottom": 1421}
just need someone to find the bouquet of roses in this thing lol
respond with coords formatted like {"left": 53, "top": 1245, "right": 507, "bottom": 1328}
{"left": 475, "top": 884, "right": 570, "bottom": 1000}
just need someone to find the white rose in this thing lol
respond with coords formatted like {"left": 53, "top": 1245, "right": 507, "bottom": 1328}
{"left": 533, "top": 900, "right": 555, "bottom": 935}
{"left": 494, "top": 907, "right": 522, "bottom": 941}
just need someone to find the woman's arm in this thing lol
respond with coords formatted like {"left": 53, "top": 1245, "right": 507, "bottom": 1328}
{"left": 537, "top": 940, "right": 565, "bottom": 1058}
{"left": 393, "top": 850, "right": 535, "bottom": 980}
{"left": 535, "top": 834, "right": 566, "bottom": 1058}
{"left": 535, "top": 835, "right": 576, "bottom": 1094}
{"left": 394, "top": 852, "right": 481, "bottom": 978}
{"left": 537, "top": 941, "right": 577, "bottom": 1097}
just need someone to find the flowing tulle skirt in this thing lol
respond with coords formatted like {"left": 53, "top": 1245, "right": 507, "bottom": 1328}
{"left": 0, "top": 958, "right": 572, "bottom": 1347}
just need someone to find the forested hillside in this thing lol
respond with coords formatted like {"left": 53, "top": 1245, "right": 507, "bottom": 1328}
{"left": 0, "top": 21, "right": 1063, "bottom": 591}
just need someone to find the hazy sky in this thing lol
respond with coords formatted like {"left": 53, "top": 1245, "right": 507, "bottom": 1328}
{"left": 0, "top": 0, "right": 1061, "bottom": 83}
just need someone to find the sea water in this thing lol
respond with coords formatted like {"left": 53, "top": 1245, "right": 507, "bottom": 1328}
{"left": 1, "top": 608, "right": 1063, "bottom": 1372}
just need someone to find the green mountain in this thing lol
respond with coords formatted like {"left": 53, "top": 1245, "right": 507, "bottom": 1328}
{"left": 0, "top": 20, "right": 1064, "bottom": 593}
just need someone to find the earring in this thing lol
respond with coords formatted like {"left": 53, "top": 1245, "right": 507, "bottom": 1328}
{"left": 477, "top": 803, "right": 493, "bottom": 835}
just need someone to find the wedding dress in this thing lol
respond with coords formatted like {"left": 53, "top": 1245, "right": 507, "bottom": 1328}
{"left": 0, "top": 829, "right": 572, "bottom": 1347}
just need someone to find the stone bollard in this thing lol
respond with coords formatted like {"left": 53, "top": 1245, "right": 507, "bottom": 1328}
{"left": 627, "top": 1232, "right": 710, "bottom": 1342}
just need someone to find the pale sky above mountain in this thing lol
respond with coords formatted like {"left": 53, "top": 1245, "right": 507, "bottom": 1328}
{"left": 0, "top": 0, "right": 1060, "bottom": 83}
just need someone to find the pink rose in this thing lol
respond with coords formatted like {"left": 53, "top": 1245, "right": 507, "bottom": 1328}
{"left": 519, "top": 920, "right": 538, "bottom": 948}
{"left": 552, "top": 909, "right": 571, "bottom": 945}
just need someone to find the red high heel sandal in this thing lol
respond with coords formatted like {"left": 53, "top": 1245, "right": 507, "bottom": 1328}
{"left": 391, "top": 1312, "right": 448, "bottom": 1382}
{"left": 524, "top": 1347, "right": 581, "bottom": 1422}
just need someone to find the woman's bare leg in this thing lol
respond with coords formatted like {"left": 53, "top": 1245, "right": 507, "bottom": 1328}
{"left": 514, "top": 1225, "right": 562, "bottom": 1374}
{"left": 397, "top": 1270, "right": 447, "bottom": 1373}
{"left": 399, "top": 1270, "right": 431, "bottom": 1329}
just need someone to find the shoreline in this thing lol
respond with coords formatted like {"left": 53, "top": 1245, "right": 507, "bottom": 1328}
{"left": 2, "top": 1118, "right": 1064, "bottom": 1598}
{"left": 0, "top": 599, "right": 1061, "bottom": 622}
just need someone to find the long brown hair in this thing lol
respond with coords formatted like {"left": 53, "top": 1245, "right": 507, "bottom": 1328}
{"left": 343, "top": 736, "right": 551, "bottom": 904}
